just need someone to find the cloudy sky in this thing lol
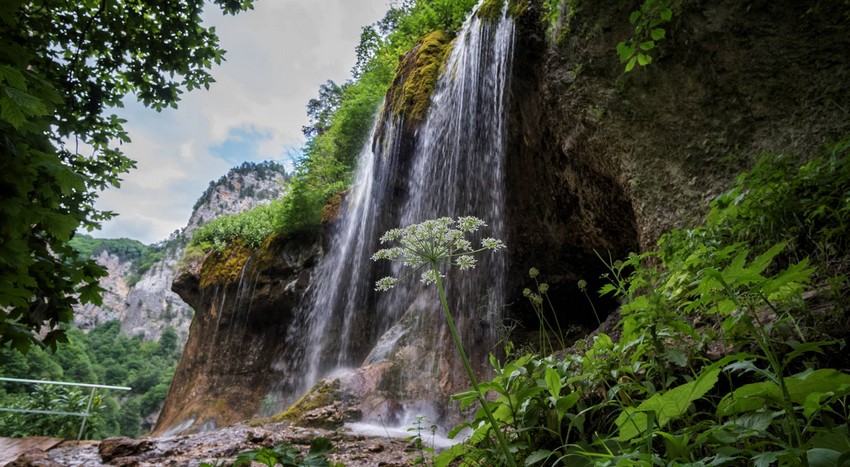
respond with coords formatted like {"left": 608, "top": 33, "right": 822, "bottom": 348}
{"left": 93, "top": 0, "right": 389, "bottom": 244}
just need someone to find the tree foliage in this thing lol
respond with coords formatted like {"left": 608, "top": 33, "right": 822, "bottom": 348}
{"left": 0, "top": 321, "right": 182, "bottom": 439}
{"left": 0, "top": 0, "right": 254, "bottom": 353}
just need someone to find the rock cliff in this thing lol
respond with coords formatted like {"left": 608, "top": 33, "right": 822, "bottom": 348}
{"left": 158, "top": 0, "right": 850, "bottom": 434}
{"left": 156, "top": 233, "right": 319, "bottom": 434}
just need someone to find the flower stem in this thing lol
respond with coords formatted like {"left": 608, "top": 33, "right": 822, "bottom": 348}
{"left": 433, "top": 265, "right": 517, "bottom": 467}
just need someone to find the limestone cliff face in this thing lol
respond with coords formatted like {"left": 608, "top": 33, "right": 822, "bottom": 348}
{"left": 118, "top": 241, "right": 194, "bottom": 341}
{"left": 157, "top": 0, "right": 850, "bottom": 434}
{"left": 73, "top": 250, "right": 133, "bottom": 329}
{"left": 155, "top": 234, "right": 319, "bottom": 435}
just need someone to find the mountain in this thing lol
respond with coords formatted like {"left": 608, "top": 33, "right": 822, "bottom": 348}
{"left": 72, "top": 161, "right": 289, "bottom": 342}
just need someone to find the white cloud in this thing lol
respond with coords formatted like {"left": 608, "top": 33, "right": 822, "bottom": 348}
{"left": 93, "top": 0, "right": 388, "bottom": 244}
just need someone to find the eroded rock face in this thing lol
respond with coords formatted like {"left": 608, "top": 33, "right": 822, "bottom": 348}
{"left": 154, "top": 233, "right": 320, "bottom": 435}
{"left": 73, "top": 251, "right": 133, "bottom": 329}
{"left": 503, "top": 0, "right": 850, "bottom": 329}
{"left": 73, "top": 164, "right": 288, "bottom": 343}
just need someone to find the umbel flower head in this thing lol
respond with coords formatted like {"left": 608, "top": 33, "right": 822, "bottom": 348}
{"left": 371, "top": 216, "right": 505, "bottom": 291}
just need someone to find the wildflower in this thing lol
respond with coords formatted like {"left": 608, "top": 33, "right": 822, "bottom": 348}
{"left": 372, "top": 216, "right": 505, "bottom": 291}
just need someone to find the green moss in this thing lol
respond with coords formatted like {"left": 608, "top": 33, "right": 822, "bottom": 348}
{"left": 508, "top": 0, "right": 530, "bottom": 17}
{"left": 388, "top": 30, "right": 453, "bottom": 124}
{"left": 198, "top": 239, "right": 252, "bottom": 288}
{"left": 273, "top": 379, "right": 341, "bottom": 423}
{"left": 477, "top": 0, "right": 506, "bottom": 20}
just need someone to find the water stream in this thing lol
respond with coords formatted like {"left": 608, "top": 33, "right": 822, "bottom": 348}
{"left": 273, "top": 2, "right": 516, "bottom": 425}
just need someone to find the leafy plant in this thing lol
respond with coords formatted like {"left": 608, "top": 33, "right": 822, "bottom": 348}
{"left": 0, "top": 384, "right": 104, "bottom": 439}
{"left": 407, "top": 415, "right": 438, "bottom": 465}
{"left": 616, "top": 0, "right": 681, "bottom": 71}
{"left": 523, "top": 268, "right": 567, "bottom": 354}
{"left": 230, "top": 437, "right": 341, "bottom": 467}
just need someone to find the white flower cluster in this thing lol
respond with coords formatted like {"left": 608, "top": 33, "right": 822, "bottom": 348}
{"left": 371, "top": 216, "right": 506, "bottom": 291}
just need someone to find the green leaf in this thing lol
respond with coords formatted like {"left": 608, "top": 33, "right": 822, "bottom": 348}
{"left": 753, "top": 451, "right": 782, "bottom": 467}
{"left": 661, "top": 7, "right": 673, "bottom": 21}
{"left": 0, "top": 96, "right": 25, "bottom": 128}
{"left": 718, "top": 369, "right": 850, "bottom": 416}
{"left": 616, "top": 41, "right": 635, "bottom": 62}
{"left": 808, "top": 426, "right": 850, "bottom": 452}
{"left": 803, "top": 392, "right": 829, "bottom": 419}
{"left": 625, "top": 56, "right": 638, "bottom": 72}
{"left": 637, "top": 53, "right": 652, "bottom": 66}
{"left": 664, "top": 348, "right": 688, "bottom": 367}
{"left": 0, "top": 64, "right": 27, "bottom": 89}
{"left": 616, "top": 365, "right": 720, "bottom": 440}
{"left": 651, "top": 28, "right": 666, "bottom": 41}
{"left": 525, "top": 450, "right": 554, "bottom": 465}
{"left": 556, "top": 392, "right": 580, "bottom": 415}
{"left": 761, "top": 259, "right": 815, "bottom": 297}
{"left": 629, "top": 10, "right": 641, "bottom": 24}
{"left": 5, "top": 85, "right": 47, "bottom": 116}
{"left": 435, "top": 443, "right": 466, "bottom": 467}
{"left": 544, "top": 367, "right": 562, "bottom": 400}
{"left": 639, "top": 41, "right": 655, "bottom": 51}
{"left": 807, "top": 448, "right": 843, "bottom": 467}
{"left": 598, "top": 283, "right": 617, "bottom": 296}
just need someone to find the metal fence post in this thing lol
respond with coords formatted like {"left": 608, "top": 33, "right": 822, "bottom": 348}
{"left": 77, "top": 386, "right": 98, "bottom": 441}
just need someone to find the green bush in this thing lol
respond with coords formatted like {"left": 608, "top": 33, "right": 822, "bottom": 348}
{"left": 440, "top": 140, "right": 850, "bottom": 465}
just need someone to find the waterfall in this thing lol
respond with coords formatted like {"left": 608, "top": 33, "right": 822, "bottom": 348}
{"left": 273, "top": 3, "right": 515, "bottom": 419}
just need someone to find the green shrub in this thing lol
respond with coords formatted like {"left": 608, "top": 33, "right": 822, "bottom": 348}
{"left": 440, "top": 139, "right": 850, "bottom": 465}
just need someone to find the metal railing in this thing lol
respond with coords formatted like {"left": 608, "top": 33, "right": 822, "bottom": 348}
{"left": 0, "top": 377, "right": 131, "bottom": 440}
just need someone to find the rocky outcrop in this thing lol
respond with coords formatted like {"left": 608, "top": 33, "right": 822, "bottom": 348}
{"left": 73, "top": 251, "right": 133, "bottom": 329}
{"left": 185, "top": 166, "right": 289, "bottom": 237}
{"left": 154, "top": 233, "right": 320, "bottom": 435}
{"left": 118, "top": 240, "right": 194, "bottom": 341}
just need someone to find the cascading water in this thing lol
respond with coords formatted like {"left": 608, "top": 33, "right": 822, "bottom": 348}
{"left": 273, "top": 2, "right": 515, "bottom": 424}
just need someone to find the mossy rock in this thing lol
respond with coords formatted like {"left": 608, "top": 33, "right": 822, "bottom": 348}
{"left": 477, "top": 0, "right": 505, "bottom": 20}
{"left": 198, "top": 239, "right": 252, "bottom": 288}
{"left": 508, "top": 0, "right": 530, "bottom": 17}
{"left": 477, "top": 0, "right": 528, "bottom": 20}
{"left": 387, "top": 30, "right": 453, "bottom": 124}
{"left": 321, "top": 189, "right": 348, "bottom": 224}
{"left": 273, "top": 379, "right": 340, "bottom": 423}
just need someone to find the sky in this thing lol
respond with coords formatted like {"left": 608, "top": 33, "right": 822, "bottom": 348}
{"left": 92, "top": 0, "right": 389, "bottom": 244}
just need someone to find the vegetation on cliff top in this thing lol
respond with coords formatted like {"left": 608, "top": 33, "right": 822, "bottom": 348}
{"left": 68, "top": 234, "right": 182, "bottom": 287}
